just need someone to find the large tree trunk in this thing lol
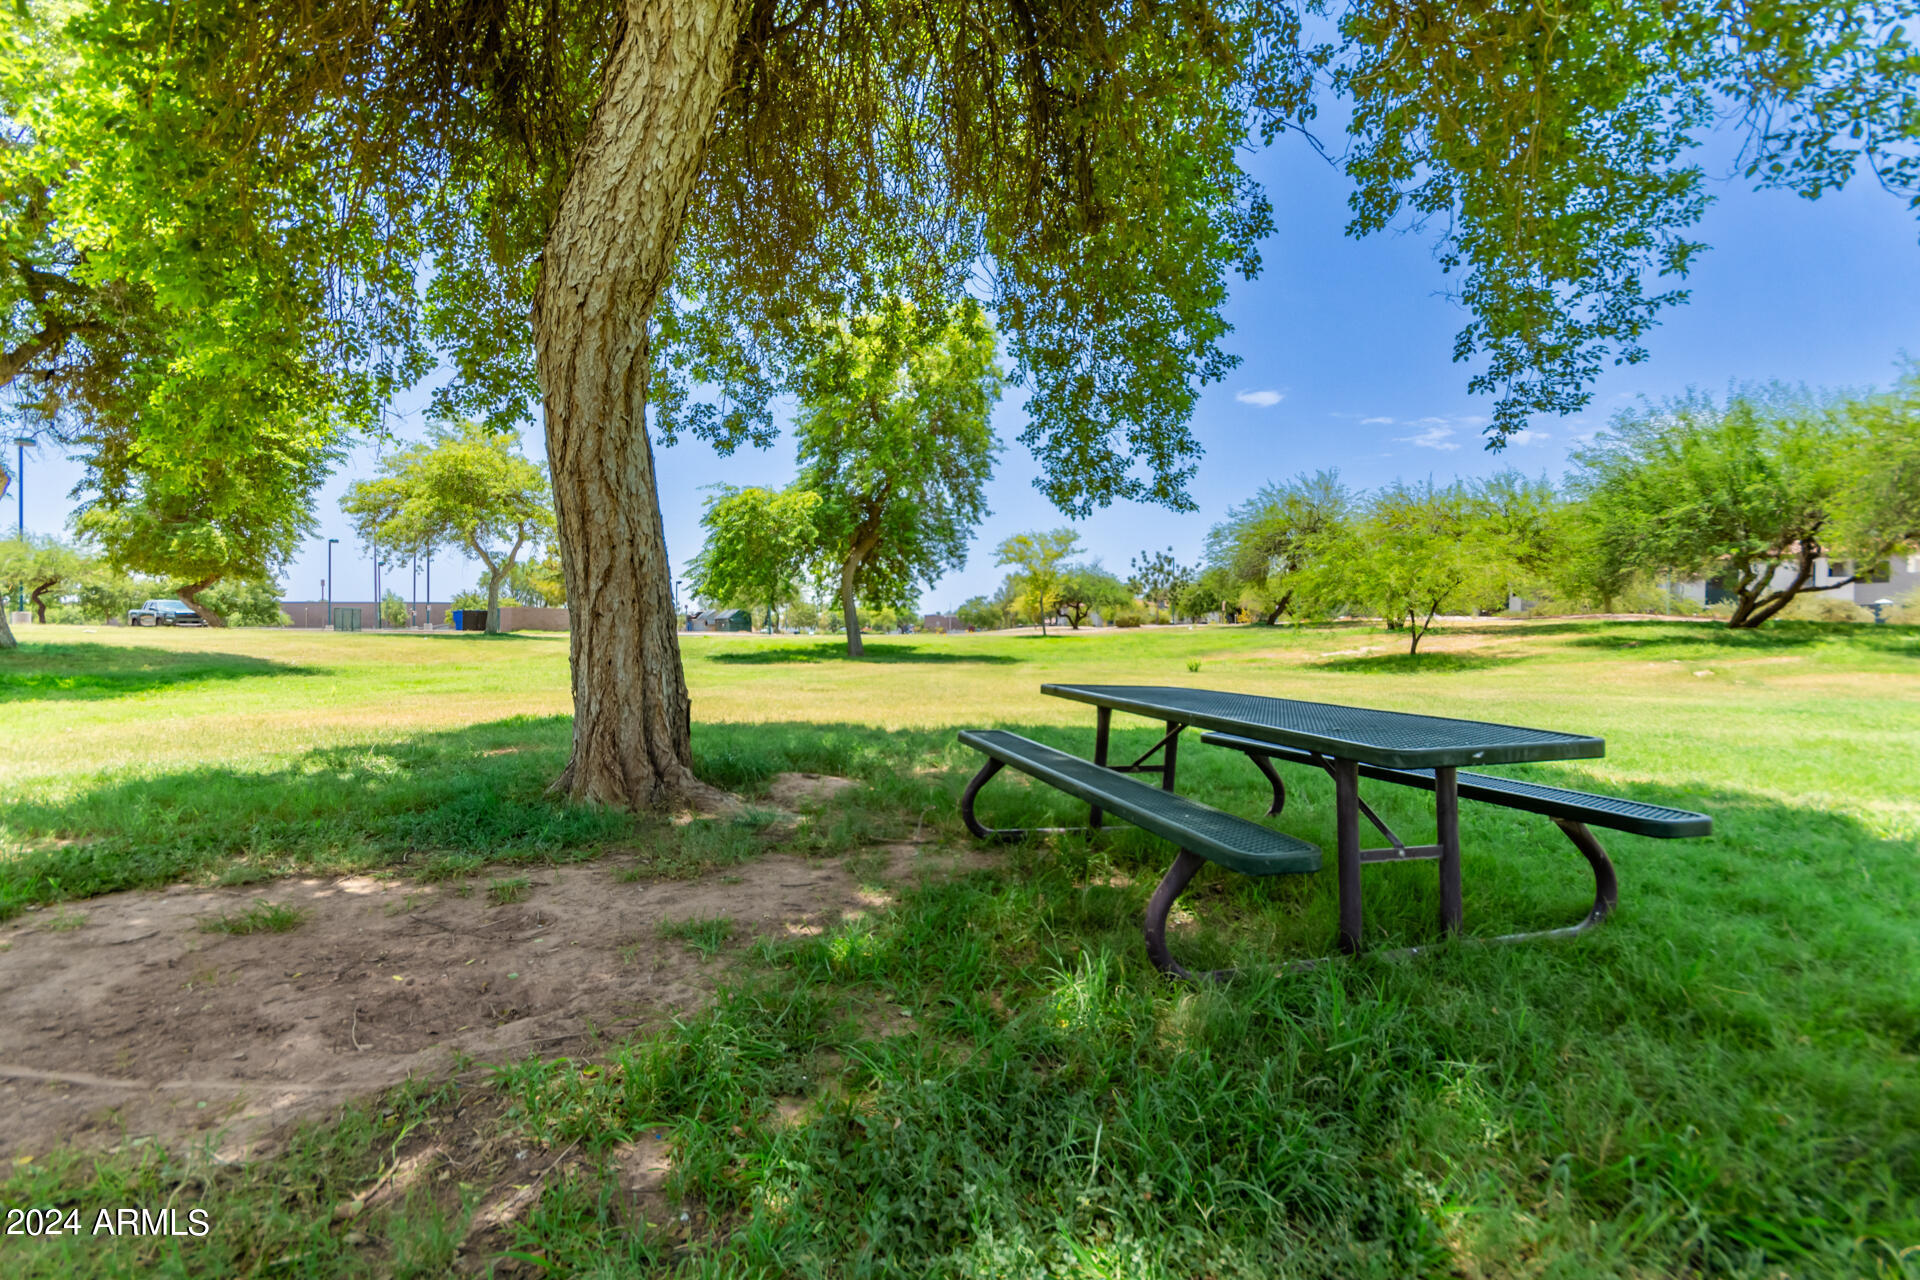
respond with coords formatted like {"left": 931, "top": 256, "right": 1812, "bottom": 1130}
{"left": 531, "top": 0, "right": 745, "bottom": 809}
{"left": 839, "top": 558, "right": 864, "bottom": 657}
{"left": 176, "top": 576, "right": 227, "bottom": 627}
{"left": 0, "top": 608, "right": 15, "bottom": 649}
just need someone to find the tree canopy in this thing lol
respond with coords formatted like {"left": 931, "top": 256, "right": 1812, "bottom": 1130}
{"left": 1570, "top": 384, "right": 1913, "bottom": 628}
{"left": 686, "top": 485, "right": 820, "bottom": 630}
{"left": 1294, "top": 480, "right": 1517, "bottom": 653}
{"left": 794, "top": 303, "right": 1002, "bottom": 657}
{"left": 341, "top": 422, "right": 554, "bottom": 634}
{"left": 995, "top": 528, "right": 1082, "bottom": 635}
{"left": 1203, "top": 471, "right": 1354, "bottom": 623}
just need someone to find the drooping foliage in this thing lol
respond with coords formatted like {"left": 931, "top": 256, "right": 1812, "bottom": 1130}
{"left": 31, "top": 0, "right": 1919, "bottom": 502}
{"left": 1569, "top": 384, "right": 1915, "bottom": 628}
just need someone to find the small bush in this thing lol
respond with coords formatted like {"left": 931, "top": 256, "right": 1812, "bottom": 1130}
{"left": 200, "top": 901, "right": 305, "bottom": 935}
{"left": 1779, "top": 593, "right": 1873, "bottom": 623}
{"left": 1112, "top": 604, "right": 1146, "bottom": 628}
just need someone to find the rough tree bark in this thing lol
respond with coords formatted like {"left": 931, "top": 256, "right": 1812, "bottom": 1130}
{"left": 1727, "top": 541, "right": 1852, "bottom": 628}
{"left": 531, "top": 0, "right": 745, "bottom": 808}
{"left": 0, "top": 608, "right": 15, "bottom": 649}
{"left": 176, "top": 575, "right": 227, "bottom": 627}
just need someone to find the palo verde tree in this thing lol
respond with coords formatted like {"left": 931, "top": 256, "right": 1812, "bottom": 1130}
{"left": 1055, "top": 560, "right": 1130, "bottom": 629}
{"left": 52, "top": 0, "right": 1920, "bottom": 807}
{"left": 686, "top": 485, "right": 820, "bottom": 631}
{"left": 1203, "top": 471, "right": 1353, "bottom": 623}
{"left": 996, "top": 528, "right": 1082, "bottom": 636}
{"left": 342, "top": 422, "right": 555, "bottom": 635}
{"left": 1571, "top": 385, "right": 1918, "bottom": 628}
{"left": 1295, "top": 481, "right": 1516, "bottom": 654}
{"left": 794, "top": 304, "right": 1001, "bottom": 658}
{"left": 0, "top": 534, "right": 93, "bottom": 624}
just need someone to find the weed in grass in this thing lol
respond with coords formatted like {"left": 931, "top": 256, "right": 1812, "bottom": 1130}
{"left": 198, "top": 900, "right": 304, "bottom": 935}
{"left": 1186, "top": 659, "right": 1202, "bottom": 672}
{"left": 659, "top": 916, "right": 734, "bottom": 958}
{"left": 487, "top": 876, "right": 532, "bottom": 906}
{"left": 215, "top": 863, "right": 275, "bottom": 887}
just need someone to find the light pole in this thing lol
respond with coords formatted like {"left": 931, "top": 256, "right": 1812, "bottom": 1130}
{"left": 412, "top": 557, "right": 419, "bottom": 628}
{"left": 371, "top": 538, "right": 380, "bottom": 630}
{"left": 9, "top": 437, "right": 28, "bottom": 614}
{"left": 425, "top": 551, "right": 433, "bottom": 630}
{"left": 326, "top": 538, "right": 339, "bottom": 629}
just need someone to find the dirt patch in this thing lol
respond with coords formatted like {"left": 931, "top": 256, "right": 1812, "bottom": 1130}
{"left": 765, "top": 771, "right": 861, "bottom": 809}
{"left": 0, "top": 837, "right": 987, "bottom": 1162}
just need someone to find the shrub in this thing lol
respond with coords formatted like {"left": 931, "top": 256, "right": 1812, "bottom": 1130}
{"left": 1779, "top": 594, "right": 1873, "bottom": 623}
{"left": 1112, "top": 603, "right": 1146, "bottom": 628}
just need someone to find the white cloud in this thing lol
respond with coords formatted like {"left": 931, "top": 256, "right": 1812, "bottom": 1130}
{"left": 1508, "top": 429, "right": 1550, "bottom": 446}
{"left": 1397, "top": 424, "right": 1460, "bottom": 451}
{"left": 1359, "top": 416, "right": 1394, "bottom": 425}
{"left": 1235, "top": 389, "right": 1284, "bottom": 407}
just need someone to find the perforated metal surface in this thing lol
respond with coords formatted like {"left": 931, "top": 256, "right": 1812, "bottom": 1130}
{"left": 1047, "top": 684, "right": 1603, "bottom": 769}
{"left": 959, "top": 730, "right": 1321, "bottom": 875}
{"left": 1198, "top": 732, "right": 1710, "bottom": 838}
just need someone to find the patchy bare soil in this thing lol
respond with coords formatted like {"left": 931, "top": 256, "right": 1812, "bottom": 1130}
{"left": 0, "top": 775, "right": 984, "bottom": 1162}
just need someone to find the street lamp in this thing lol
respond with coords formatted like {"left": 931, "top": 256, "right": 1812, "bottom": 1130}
{"left": 1870, "top": 597, "right": 1895, "bottom": 625}
{"left": 9, "top": 437, "right": 29, "bottom": 614}
{"left": 326, "top": 538, "right": 339, "bottom": 629}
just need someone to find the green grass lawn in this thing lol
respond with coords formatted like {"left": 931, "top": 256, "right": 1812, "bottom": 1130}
{"left": 2, "top": 619, "right": 1917, "bottom": 1277}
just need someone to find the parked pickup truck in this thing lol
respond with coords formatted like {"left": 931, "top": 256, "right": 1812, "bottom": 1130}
{"left": 127, "top": 599, "right": 208, "bottom": 627}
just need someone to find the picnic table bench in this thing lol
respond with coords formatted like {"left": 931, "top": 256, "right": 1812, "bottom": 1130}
{"left": 958, "top": 684, "right": 1711, "bottom": 979}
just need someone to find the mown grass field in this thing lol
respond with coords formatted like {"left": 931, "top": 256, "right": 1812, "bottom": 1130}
{"left": 2, "top": 619, "right": 1917, "bottom": 1278}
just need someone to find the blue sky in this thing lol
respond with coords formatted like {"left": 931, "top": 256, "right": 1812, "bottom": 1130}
{"left": 12, "top": 125, "right": 1919, "bottom": 610}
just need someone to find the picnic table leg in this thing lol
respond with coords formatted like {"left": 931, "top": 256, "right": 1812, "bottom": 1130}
{"left": 1334, "top": 758, "right": 1364, "bottom": 953}
{"left": 1162, "top": 721, "right": 1181, "bottom": 791}
{"left": 1091, "top": 707, "right": 1111, "bottom": 830}
{"left": 1435, "top": 766, "right": 1462, "bottom": 934}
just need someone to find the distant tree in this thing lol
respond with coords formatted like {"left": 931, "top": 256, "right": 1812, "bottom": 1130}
{"left": 795, "top": 304, "right": 1003, "bottom": 657}
{"left": 76, "top": 420, "right": 332, "bottom": 629}
{"left": 0, "top": 535, "right": 93, "bottom": 625}
{"left": 1175, "top": 564, "right": 1237, "bottom": 621}
{"left": 379, "top": 591, "right": 410, "bottom": 627}
{"left": 784, "top": 599, "right": 822, "bottom": 632}
{"left": 1203, "top": 472, "right": 1354, "bottom": 623}
{"left": 1468, "top": 470, "right": 1564, "bottom": 609}
{"left": 1055, "top": 562, "right": 1131, "bottom": 629}
{"left": 341, "top": 422, "right": 553, "bottom": 635}
{"left": 505, "top": 551, "right": 568, "bottom": 608}
{"left": 955, "top": 595, "right": 1000, "bottom": 632}
{"left": 195, "top": 578, "right": 288, "bottom": 627}
{"left": 686, "top": 486, "right": 821, "bottom": 633}
{"left": 1570, "top": 387, "right": 1908, "bottom": 629}
{"left": 996, "top": 529, "right": 1082, "bottom": 635}
{"left": 1127, "top": 548, "right": 1195, "bottom": 617}
{"left": 1296, "top": 481, "right": 1515, "bottom": 654}
{"left": 1833, "top": 369, "right": 1920, "bottom": 565}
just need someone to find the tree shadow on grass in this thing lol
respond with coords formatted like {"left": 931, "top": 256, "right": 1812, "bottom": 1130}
{"left": 0, "top": 642, "right": 323, "bottom": 704}
{"left": 705, "top": 641, "right": 1017, "bottom": 665}
{"left": 1566, "top": 620, "right": 1919, "bottom": 655}
{"left": 0, "top": 714, "right": 959, "bottom": 918}
{"left": 1308, "top": 650, "right": 1522, "bottom": 674}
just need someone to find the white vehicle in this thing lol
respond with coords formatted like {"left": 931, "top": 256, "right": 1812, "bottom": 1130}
{"left": 126, "top": 599, "right": 208, "bottom": 627}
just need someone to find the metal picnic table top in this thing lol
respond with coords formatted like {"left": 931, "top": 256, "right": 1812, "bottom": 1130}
{"left": 1040, "top": 683, "right": 1604, "bottom": 771}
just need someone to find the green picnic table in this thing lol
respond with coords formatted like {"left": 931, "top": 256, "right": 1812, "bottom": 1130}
{"left": 959, "top": 684, "right": 1711, "bottom": 978}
